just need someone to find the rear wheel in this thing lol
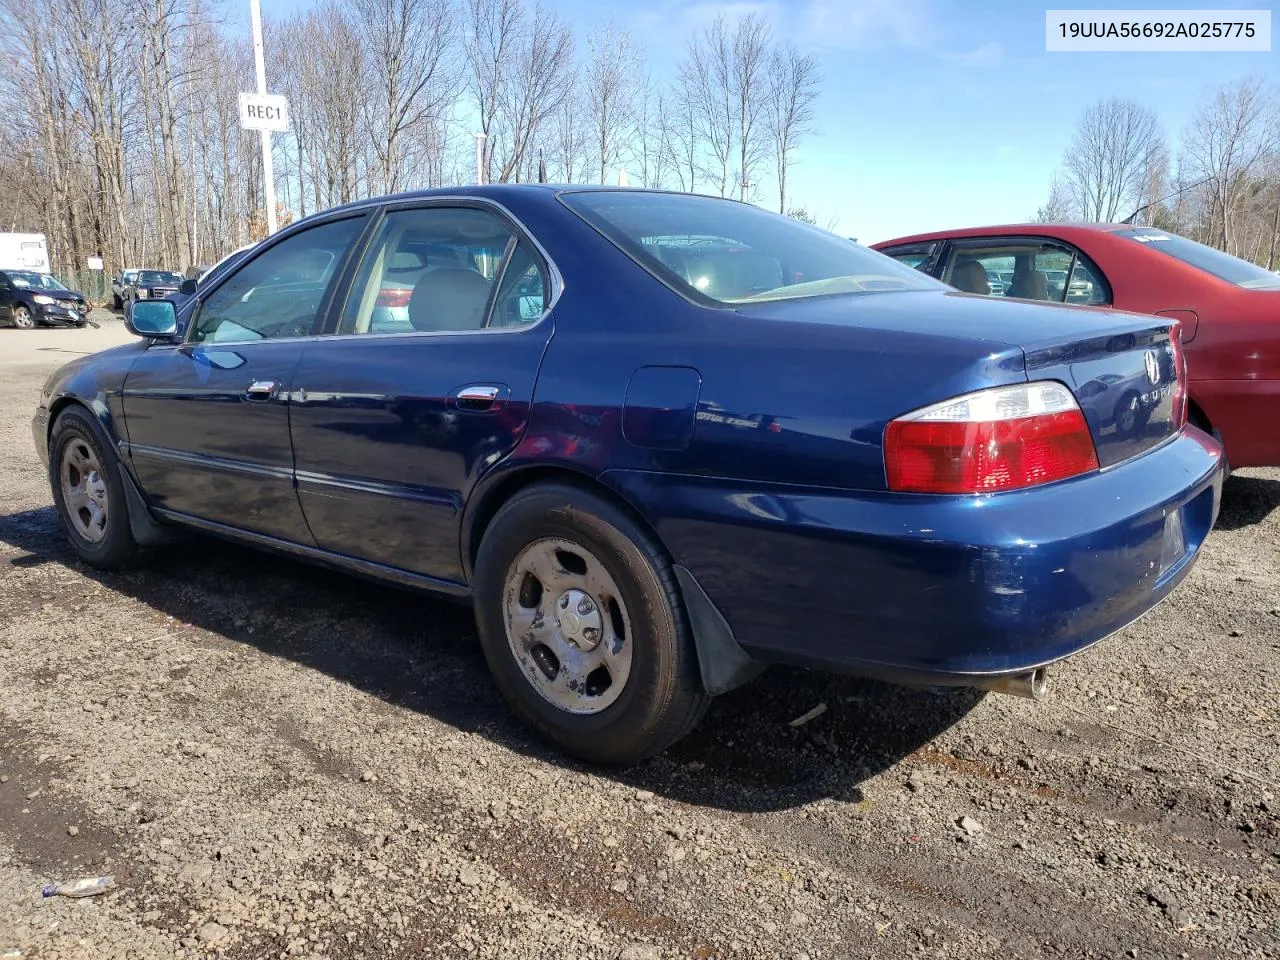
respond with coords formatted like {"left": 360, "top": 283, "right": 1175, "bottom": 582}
{"left": 473, "top": 483, "right": 710, "bottom": 765}
{"left": 12, "top": 305, "right": 34, "bottom": 328}
{"left": 49, "top": 407, "right": 150, "bottom": 569}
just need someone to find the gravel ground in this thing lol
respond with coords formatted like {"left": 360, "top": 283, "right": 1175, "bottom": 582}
{"left": 1, "top": 319, "right": 1277, "bottom": 960}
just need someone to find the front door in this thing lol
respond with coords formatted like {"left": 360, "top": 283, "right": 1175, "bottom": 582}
{"left": 289, "top": 203, "right": 555, "bottom": 585}
{"left": 0, "top": 272, "right": 13, "bottom": 323}
{"left": 121, "top": 214, "right": 368, "bottom": 542}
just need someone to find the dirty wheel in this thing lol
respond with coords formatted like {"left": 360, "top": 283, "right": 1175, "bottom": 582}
{"left": 49, "top": 406, "right": 150, "bottom": 569}
{"left": 474, "top": 483, "right": 710, "bottom": 765}
{"left": 12, "top": 305, "right": 34, "bottom": 328}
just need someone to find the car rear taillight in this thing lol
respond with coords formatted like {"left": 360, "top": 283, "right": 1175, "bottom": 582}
{"left": 885, "top": 381, "right": 1099, "bottom": 494}
{"left": 376, "top": 287, "right": 413, "bottom": 309}
{"left": 1169, "top": 324, "right": 1188, "bottom": 429}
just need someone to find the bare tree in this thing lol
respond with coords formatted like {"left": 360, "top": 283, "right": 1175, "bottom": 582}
{"left": 1032, "top": 174, "right": 1075, "bottom": 222}
{"left": 730, "top": 13, "right": 770, "bottom": 201}
{"left": 1181, "top": 75, "right": 1277, "bottom": 255}
{"left": 583, "top": 19, "right": 639, "bottom": 184}
{"left": 1062, "top": 97, "right": 1165, "bottom": 223}
{"left": 492, "top": 2, "right": 574, "bottom": 182}
{"left": 766, "top": 42, "right": 818, "bottom": 214}
{"left": 352, "top": 0, "right": 458, "bottom": 194}
{"left": 678, "top": 15, "right": 733, "bottom": 195}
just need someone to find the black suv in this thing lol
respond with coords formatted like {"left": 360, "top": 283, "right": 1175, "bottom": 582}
{"left": 0, "top": 270, "right": 88, "bottom": 328}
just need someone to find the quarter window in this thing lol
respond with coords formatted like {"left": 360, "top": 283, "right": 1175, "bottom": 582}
{"left": 339, "top": 207, "right": 545, "bottom": 335}
{"left": 880, "top": 242, "right": 937, "bottom": 273}
{"left": 942, "top": 240, "right": 1110, "bottom": 305}
{"left": 191, "top": 216, "right": 365, "bottom": 344}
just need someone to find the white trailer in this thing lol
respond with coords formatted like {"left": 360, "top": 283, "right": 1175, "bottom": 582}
{"left": 0, "top": 233, "right": 51, "bottom": 272}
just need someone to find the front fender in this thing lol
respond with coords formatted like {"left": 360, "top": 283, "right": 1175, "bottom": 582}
{"left": 36, "top": 340, "right": 147, "bottom": 469}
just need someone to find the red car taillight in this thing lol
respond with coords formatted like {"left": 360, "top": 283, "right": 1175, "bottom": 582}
{"left": 1169, "top": 323, "right": 1188, "bottom": 429}
{"left": 885, "top": 381, "right": 1099, "bottom": 494}
{"left": 376, "top": 287, "right": 413, "bottom": 309}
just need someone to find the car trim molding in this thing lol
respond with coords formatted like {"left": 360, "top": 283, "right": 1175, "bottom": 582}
{"left": 125, "top": 441, "right": 293, "bottom": 482}
{"left": 295, "top": 470, "right": 460, "bottom": 513}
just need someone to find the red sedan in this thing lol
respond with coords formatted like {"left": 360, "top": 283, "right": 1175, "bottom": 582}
{"left": 873, "top": 224, "right": 1280, "bottom": 467}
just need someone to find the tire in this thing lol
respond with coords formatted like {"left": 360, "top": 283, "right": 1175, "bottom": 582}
{"left": 48, "top": 406, "right": 151, "bottom": 569}
{"left": 111, "top": 293, "right": 122, "bottom": 310}
{"left": 12, "top": 305, "right": 34, "bottom": 329}
{"left": 473, "top": 483, "right": 710, "bottom": 765}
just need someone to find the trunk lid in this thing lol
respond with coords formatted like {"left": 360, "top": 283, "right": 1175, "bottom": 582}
{"left": 732, "top": 290, "right": 1184, "bottom": 470}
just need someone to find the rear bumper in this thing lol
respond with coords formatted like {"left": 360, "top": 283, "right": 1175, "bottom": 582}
{"left": 603, "top": 428, "right": 1224, "bottom": 684}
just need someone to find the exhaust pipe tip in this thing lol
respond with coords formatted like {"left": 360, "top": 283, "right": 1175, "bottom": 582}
{"left": 973, "top": 667, "right": 1048, "bottom": 700}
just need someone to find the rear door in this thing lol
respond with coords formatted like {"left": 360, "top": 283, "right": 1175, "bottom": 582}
{"left": 121, "top": 214, "right": 369, "bottom": 542}
{"left": 289, "top": 201, "right": 556, "bottom": 585}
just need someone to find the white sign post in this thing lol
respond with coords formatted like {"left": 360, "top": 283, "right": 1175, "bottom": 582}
{"left": 242, "top": 0, "right": 286, "bottom": 236}
{"left": 86, "top": 256, "right": 104, "bottom": 271}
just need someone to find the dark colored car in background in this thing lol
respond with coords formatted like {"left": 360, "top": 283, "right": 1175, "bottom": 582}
{"left": 126, "top": 270, "right": 184, "bottom": 306}
{"left": 32, "top": 186, "right": 1222, "bottom": 764}
{"left": 0, "top": 270, "right": 89, "bottom": 328}
{"left": 874, "top": 223, "right": 1280, "bottom": 468}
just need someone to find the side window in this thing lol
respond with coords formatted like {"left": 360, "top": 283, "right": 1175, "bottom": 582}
{"left": 944, "top": 240, "right": 1109, "bottom": 304}
{"left": 191, "top": 216, "right": 364, "bottom": 344}
{"left": 1065, "top": 255, "right": 1110, "bottom": 305}
{"left": 879, "top": 242, "right": 936, "bottom": 273}
{"left": 489, "top": 241, "right": 549, "bottom": 328}
{"left": 339, "top": 207, "right": 527, "bottom": 335}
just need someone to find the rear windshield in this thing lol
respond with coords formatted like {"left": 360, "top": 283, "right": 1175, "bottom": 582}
{"left": 560, "top": 190, "right": 941, "bottom": 305}
{"left": 1119, "top": 229, "right": 1280, "bottom": 290}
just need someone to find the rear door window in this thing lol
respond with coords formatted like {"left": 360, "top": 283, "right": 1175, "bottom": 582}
{"left": 337, "top": 206, "right": 548, "bottom": 335}
{"left": 942, "top": 239, "right": 1110, "bottom": 305}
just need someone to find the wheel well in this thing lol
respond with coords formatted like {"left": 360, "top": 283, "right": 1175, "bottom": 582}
{"left": 463, "top": 465, "right": 660, "bottom": 582}
{"left": 46, "top": 397, "right": 84, "bottom": 438}
{"left": 1187, "top": 398, "right": 1211, "bottom": 433}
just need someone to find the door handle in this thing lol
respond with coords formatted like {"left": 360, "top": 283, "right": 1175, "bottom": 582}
{"left": 452, "top": 384, "right": 506, "bottom": 412}
{"left": 245, "top": 379, "right": 278, "bottom": 400}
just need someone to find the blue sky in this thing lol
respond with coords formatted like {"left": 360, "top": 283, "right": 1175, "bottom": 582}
{"left": 255, "top": 0, "right": 1277, "bottom": 243}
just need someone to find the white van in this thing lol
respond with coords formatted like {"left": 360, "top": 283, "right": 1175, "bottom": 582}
{"left": 0, "top": 233, "right": 51, "bottom": 273}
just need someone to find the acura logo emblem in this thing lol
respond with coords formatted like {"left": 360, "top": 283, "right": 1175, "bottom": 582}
{"left": 1144, "top": 350, "right": 1160, "bottom": 385}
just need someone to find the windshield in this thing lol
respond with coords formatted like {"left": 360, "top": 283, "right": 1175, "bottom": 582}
{"left": 8, "top": 272, "right": 68, "bottom": 291}
{"left": 561, "top": 190, "right": 941, "bottom": 305}
{"left": 139, "top": 270, "right": 182, "bottom": 285}
{"left": 1119, "top": 229, "right": 1280, "bottom": 290}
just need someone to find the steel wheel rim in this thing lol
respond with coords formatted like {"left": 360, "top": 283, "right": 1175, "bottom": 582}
{"left": 60, "top": 439, "right": 108, "bottom": 543}
{"left": 502, "top": 537, "right": 634, "bottom": 715}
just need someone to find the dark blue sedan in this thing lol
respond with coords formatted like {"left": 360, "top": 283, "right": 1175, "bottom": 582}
{"left": 32, "top": 186, "right": 1225, "bottom": 764}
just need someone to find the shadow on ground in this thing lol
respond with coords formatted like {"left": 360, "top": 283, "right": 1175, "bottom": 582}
{"left": 1214, "top": 471, "right": 1280, "bottom": 531}
{"left": 0, "top": 505, "right": 980, "bottom": 814}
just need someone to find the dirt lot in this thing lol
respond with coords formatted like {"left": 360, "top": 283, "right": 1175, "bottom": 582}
{"left": 1, "top": 319, "right": 1277, "bottom": 960}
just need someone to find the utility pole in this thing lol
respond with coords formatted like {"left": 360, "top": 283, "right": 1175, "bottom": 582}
{"left": 249, "top": 0, "right": 277, "bottom": 235}
{"left": 474, "top": 133, "right": 488, "bottom": 185}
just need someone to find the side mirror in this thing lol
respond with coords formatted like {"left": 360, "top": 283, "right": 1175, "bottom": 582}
{"left": 125, "top": 299, "right": 178, "bottom": 339}
{"left": 179, "top": 278, "right": 198, "bottom": 295}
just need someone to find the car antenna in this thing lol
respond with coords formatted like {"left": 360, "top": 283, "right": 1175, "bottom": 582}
{"left": 1119, "top": 175, "right": 1214, "bottom": 225}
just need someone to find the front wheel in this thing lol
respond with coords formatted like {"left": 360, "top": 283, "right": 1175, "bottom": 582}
{"left": 49, "top": 407, "right": 151, "bottom": 569}
{"left": 12, "top": 305, "right": 34, "bottom": 328}
{"left": 473, "top": 483, "right": 710, "bottom": 765}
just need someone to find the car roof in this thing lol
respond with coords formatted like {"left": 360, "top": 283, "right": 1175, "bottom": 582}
{"left": 312, "top": 183, "right": 749, "bottom": 220}
{"left": 873, "top": 222, "right": 1132, "bottom": 248}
